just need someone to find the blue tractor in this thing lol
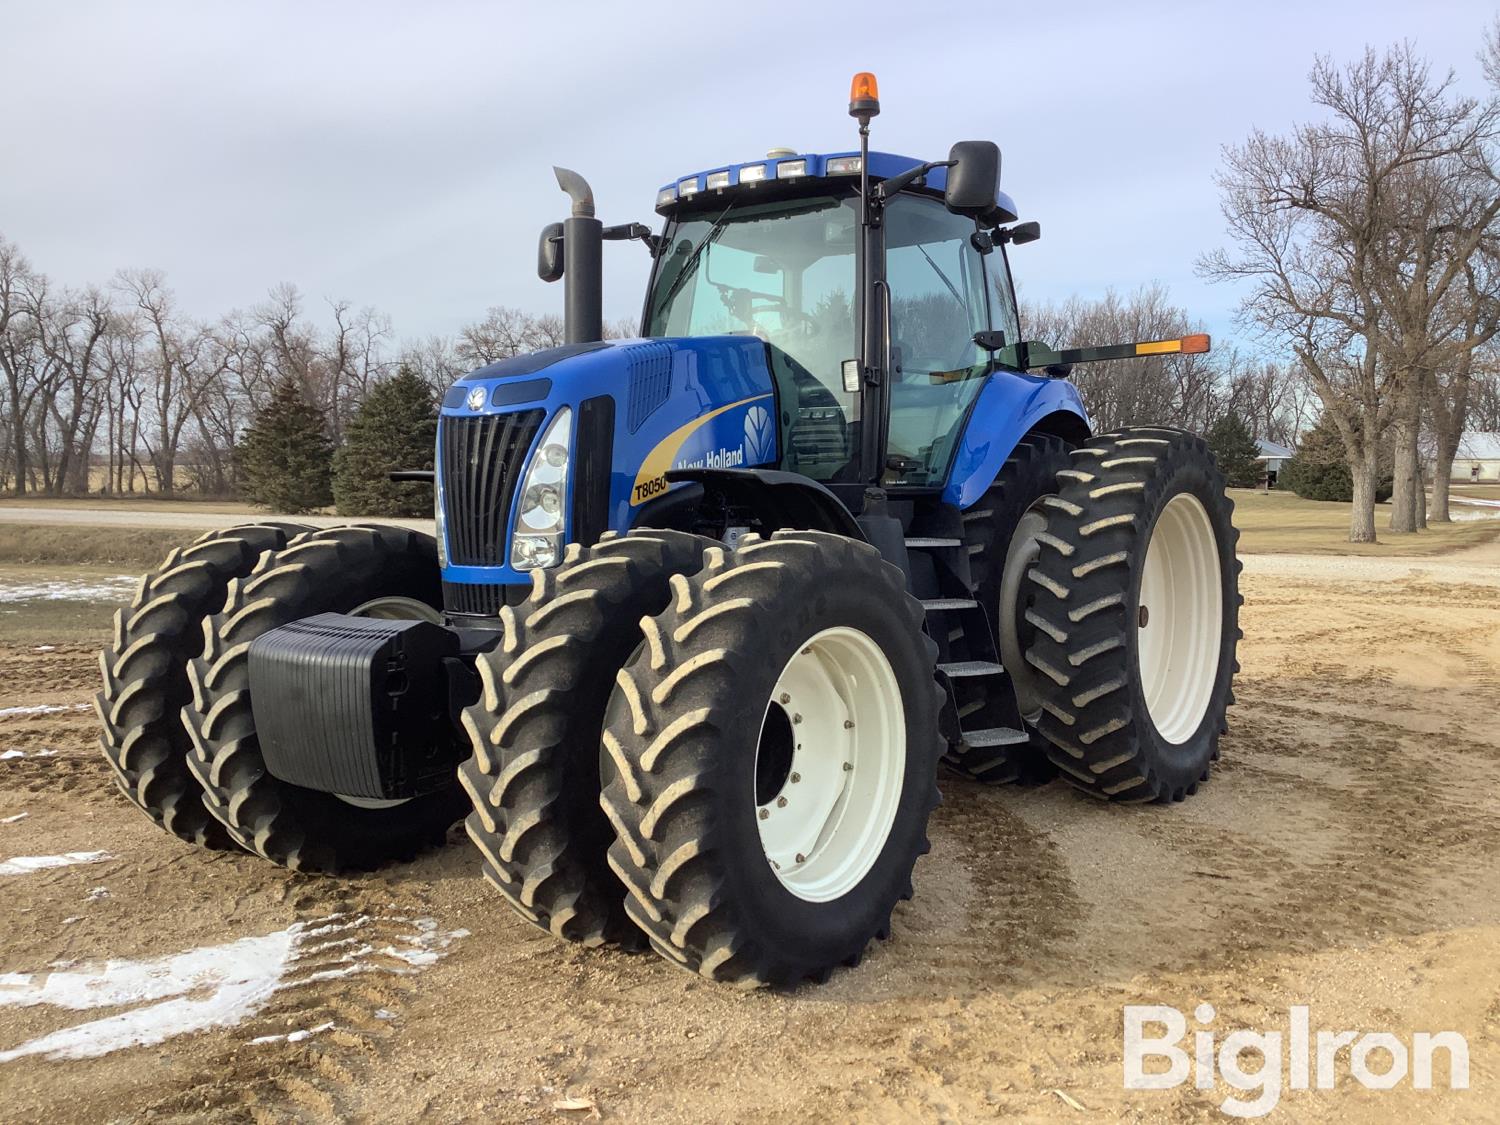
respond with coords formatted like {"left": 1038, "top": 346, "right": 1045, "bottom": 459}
{"left": 99, "top": 75, "right": 1240, "bottom": 988}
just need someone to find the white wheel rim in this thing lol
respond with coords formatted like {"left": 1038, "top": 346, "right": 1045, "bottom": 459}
{"left": 331, "top": 594, "right": 442, "bottom": 808}
{"left": 754, "top": 626, "right": 905, "bottom": 903}
{"left": 350, "top": 595, "right": 444, "bottom": 624}
{"left": 997, "top": 503, "right": 1050, "bottom": 724}
{"left": 1137, "top": 493, "right": 1222, "bottom": 745}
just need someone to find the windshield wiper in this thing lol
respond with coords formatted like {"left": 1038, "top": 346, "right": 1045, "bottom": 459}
{"left": 917, "top": 244, "right": 967, "bottom": 310}
{"left": 652, "top": 201, "right": 737, "bottom": 318}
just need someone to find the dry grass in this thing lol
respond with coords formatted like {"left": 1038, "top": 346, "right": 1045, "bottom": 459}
{"left": 1233, "top": 488, "right": 1500, "bottom": 556}
{"left": 0, "top": 565, "right": 131, "bottom": 644}
{"left": 1450, "top": 482, "right": 1500, "bottom": 499}
{"left": 0, "top": 524, "right": 198, "bottom": 568}
{"left": 0, "top": 494, "right": 261, "bottom": 514}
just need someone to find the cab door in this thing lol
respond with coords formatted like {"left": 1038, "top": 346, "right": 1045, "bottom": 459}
{"left": 880, "top": 194, "right": 993, "bottom": 487}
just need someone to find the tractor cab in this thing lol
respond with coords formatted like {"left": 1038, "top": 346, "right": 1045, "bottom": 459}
{"left": 644, "top": 151, "right": 1020, "bottom": 491}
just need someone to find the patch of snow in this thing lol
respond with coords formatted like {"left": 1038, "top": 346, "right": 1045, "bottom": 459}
{"left": 374, "top": 1008, "right": 396, "bottom": 1021}
{"left": 0, "top": 576, "right": 139, "bottom": 602}
{"left": 32, "top": 646, "right": 55, "bottom": 653}
{"left": 86, "top": 887, "right": 109, "bottom": 902}
{"left": 1, "top": 813, "right": 28, "bottom": 824}
{"left": 249, "top": 1021, "right": 335, "bottom": 1046}
{"left": 0, "top": 852, "right": 110, "bottom": 876}
{"left": 381, "top": 919, "right": 470, "bottom": 967}
{"left": 0, "top": 914, "right": 466, "bottom": 1063}
{"left": 0, "top": 749, "right": 59, "bottom": 760}
{"left": 0, "top": 704, "right": 90, "bottom": 718}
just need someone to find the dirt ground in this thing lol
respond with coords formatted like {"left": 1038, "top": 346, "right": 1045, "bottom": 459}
{"left": 1, "top": 543, "right": 1498, "bottom": 1122}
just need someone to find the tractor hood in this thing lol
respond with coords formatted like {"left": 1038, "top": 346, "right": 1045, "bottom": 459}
{"left": 436, "top": 337, "right": 777, "bottom": 591}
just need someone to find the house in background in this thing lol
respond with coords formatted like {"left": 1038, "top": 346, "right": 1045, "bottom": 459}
{"left": 1256, "top": 439, "right": 1294, "bottom": 488}
{"left": 1453, "top": 432, "right": 1500, "bottom": 482}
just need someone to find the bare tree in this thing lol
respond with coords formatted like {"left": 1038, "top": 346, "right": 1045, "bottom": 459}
{"left": 115, "top": 269, "right": 216, "bottom": 494}
{"left": 0, "top": 238, "right": 43, "bottom": 493}
{"left": 1223, "top": 359, "right": 1315, "bottom": 446}
{"left": 457, "top": 306, "right": 541, "bottom": 366}
{"left": 1203, "top": 44, "right": 1500, "bottom": 541}
{"left": 35, "top": 286, "right": 110, "bottom": 493}
{"left": 1022, "top": 285, "right": 1223, "bottom": 433}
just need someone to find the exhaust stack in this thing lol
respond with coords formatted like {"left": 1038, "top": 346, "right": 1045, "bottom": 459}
{"left": 553, "top": 167, "right": 603, "bottom": 344}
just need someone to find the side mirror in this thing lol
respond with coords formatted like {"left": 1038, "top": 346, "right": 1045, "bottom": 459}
{"left": 537, "top": 222, "right": 564, "bottom": 283}
{"left": 1008, "top": 221, "right": 1041, "bottom": 246}
{"left": 944, "top": 140, "right": 1001, "bottom": 218}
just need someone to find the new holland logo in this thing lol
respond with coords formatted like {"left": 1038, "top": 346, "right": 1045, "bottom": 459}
{"left": 466, "top": 386, "right": 486, "bottom": 411}
{"left": 743, "top": 404, "right": 773, "bottom": 464}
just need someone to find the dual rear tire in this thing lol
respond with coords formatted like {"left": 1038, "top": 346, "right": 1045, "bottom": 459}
{"left": 1023, "top": 428, "right": 1241, "bottom": 801}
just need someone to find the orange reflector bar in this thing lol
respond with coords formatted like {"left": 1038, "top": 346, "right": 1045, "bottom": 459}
{"left": 1135, "top": 333, "right": 1211, "bottom": 357}
{"left": 850, "top": 72, "right": 879, "bottom": 102}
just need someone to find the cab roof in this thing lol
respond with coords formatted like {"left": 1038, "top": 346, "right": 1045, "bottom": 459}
{"left": 656, "top": 150, "right": 1018, "bottom": 224}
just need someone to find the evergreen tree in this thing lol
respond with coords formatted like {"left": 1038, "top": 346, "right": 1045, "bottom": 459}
{"left": 235, "top": 378, "right": 334, "bottom": 513}
{"left": 333, "top": 366, "right": 437, "bottom": 517}
{"left": 1280, "top": 415, "right": 1394, "bottom": 503}
{"left": 1206, "top": 412, "right": 1263, "bottom": 488}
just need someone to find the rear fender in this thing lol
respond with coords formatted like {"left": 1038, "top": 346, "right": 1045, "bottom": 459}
{"left": 943, "top": 370, "right": 1090, "bottom": 509}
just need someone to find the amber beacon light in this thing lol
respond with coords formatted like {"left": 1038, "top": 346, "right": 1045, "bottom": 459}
{"left": 849, "top": 72, "right": 880, "bottom": 123}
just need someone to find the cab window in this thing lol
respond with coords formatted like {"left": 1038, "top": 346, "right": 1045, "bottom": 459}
{"left": 883, "top": 195, "right": 991, "bottom": 486}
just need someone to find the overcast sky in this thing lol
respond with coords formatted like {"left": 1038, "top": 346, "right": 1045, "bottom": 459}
{"left": 3, "top": 1, "right": 1495, "bottom": 355}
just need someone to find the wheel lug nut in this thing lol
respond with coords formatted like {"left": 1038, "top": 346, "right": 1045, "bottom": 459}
{"left": 795, "top": 853, "right": 806, "bottom": 864}
{"left": 843, "top": 762, "right": 853, "bottom": 771}
{"left": 843, "top": 720, "right": 854, "bottom": 729}
{"left": 1138, "top": 604, "right": 1150, "bottom": 628}
{"left": 789, "top": 772, "right": 800, "bottom": 783}
{"left": 758, "top": 808, "right": 769, "bottom": 820}
{"left": 779, "top": 693, "right": 790, "bottom": 704}
{"left": 792, "top": 713, "right": 802, "bottom": 724}
{"left": 776, "top": 796, "right": 788, "bottom": 807}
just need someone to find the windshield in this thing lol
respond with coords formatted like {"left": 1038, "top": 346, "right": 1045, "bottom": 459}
{"left": 646, "top": 194, "right": 859, "bottom": 482}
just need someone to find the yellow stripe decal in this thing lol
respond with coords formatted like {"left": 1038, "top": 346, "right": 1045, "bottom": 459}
{"left": 630, "top": 393, "right": 773, "bottom": 505}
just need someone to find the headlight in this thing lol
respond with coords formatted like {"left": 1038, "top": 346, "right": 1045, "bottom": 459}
{"left": 510, "top": 407, "right": 572, "bottom": 570}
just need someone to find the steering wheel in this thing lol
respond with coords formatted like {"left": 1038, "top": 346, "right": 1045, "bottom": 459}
{"left": 716, "top": 284, "right": 820, "bottom": 339}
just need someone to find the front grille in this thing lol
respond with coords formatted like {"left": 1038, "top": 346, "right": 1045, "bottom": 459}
{"left": 440, "top": 410, "right": 544, "bottom": 566}
{"left": 442, "top": 581, "right": 523, "bottom": 617}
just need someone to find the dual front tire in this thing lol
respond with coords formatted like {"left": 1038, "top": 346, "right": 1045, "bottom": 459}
{"left": 461, "top": 529, "right": 946, "bottom": 987}
{"left": 598, "top": 532, "right": 944, "bottom": 987}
